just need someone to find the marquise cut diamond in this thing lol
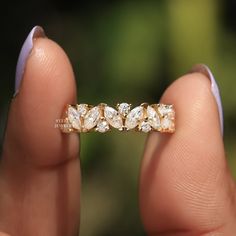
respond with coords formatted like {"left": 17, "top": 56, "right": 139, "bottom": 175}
{"left": 104, "top": 106, "right": 123, "bottom": 129}
{"left": 67, "top": 106, "right": 81, "bottom": 130}
{"left": 158, "top": 104, "right": 174, "bottom": 118}
{"left": 161, "top": 117, "right": 174, "bottom": 130}
{"left": 147, "top": 106, "right": 161, "bottom": 130}
{"left": 125, "top": 106, "right": 144, "bottom": 130}
{"left": 158, "top": 104, "right": 175, "bottom": 132}
{"left": 83, "top": 106, "right": 100, "bottom": 130}
{"left": 62, "top": 103, "right": 175, "bottom": 133}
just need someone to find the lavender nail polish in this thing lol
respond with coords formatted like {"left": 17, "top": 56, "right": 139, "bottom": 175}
{"left": 14, "top": 26, "right": 45, "bottom": 96}
{"left": 190, "top": 64, "right": 224, "bottom": 135}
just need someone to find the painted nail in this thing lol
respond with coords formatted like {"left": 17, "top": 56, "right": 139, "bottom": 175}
{"left": 190, "top": 64, "right": 224, "bottom": 135}
{"left": 14, "top": 26, "right": 45, "bottom": 96}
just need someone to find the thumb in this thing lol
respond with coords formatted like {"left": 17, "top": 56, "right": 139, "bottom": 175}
{"left": 140, "top": 66, "right": 236, "bottom": 235}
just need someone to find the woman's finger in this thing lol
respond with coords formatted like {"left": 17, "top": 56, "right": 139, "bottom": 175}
{"left": 0, "top": 26, "right": 80, "bottom": 236}
{"left": 139, "top": 67, "right": 236, "bottom": 235}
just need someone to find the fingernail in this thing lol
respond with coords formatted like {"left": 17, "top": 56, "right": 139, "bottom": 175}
{"left": 14, "top": 26, "right": 45, "bottom": 96}
{"left": 190, "top": 64, "right": 224, "bottom": 135}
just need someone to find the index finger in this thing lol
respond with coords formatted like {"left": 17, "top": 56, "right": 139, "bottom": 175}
{"left": 0, "top": 27, "right": 80, "bottom": 236}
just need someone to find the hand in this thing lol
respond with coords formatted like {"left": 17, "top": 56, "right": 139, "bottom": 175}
{"left": 0, "top": 26, "right": 235, "bottom": 236}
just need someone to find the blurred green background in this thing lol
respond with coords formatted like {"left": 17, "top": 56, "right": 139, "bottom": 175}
{"left": 1, "top": 0, "right": 236, "bottom": 235}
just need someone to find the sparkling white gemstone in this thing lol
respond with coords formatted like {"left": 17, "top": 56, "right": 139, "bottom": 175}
{"left": 157, "top": 104, "right": 175, "bottom": 131}
{"left": 147, "top": 106, "right": 161, "bottom": 130}
{"left": 139, "top": 120, "right": 152, "bottom": 133}
{"left": 96, "top": 120, "right": 110, "bottom": 133}
{"left": 67, "top": 106, "right": 81, "bottom": 130}
{"left": 104, "top": 106, "right": 123, "bottom": 129}
{"left": 117, "top": 103, "right": 131, "bottom": 116}
{"left": 77, "top": 104, "right": 88, "bottom": 117}
{"left": 158, "top": 104, "right": 175, "bottom": 118}
{"left": 83, "top": 106, "right": 100, "bottom": 130}
{"left": 125, "top": 106, "right": 144, "bottom": 130}
{"left": 161, "top": 117, "right": 174, "bottom": 130}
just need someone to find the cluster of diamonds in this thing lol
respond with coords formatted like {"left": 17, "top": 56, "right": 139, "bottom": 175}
{"left": 62, "top": 103, "right": 175, "bottom": 133}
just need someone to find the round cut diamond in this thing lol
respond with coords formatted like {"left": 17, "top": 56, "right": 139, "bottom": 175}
{"left": 83, "top": 106, "right": 100, "bottom": 130}
{"left": 77, "top": 104, "right": 88, "bottom": 117}
{"left": 67, "top": 106, "right": 81, "bottom": 130}
{"left": 147, "top": 106, "right": 161, "bottom": 130}
{"left": 139, "top": 121, "right": 152, "bottom": 133}
{"left": 96, "top": 120, "right": 110, "bottom": 133}
{"left": 125, "top": 106, "right": 144, "bottom": 130}
{"left": 117, "top": 103, "right": 131, "bottom": 116}
{"left": 104, "top": 106, "right": 123, "bottom": 129}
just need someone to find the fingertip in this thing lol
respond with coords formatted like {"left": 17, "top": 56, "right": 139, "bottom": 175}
{"left": 140, "top": 72, "right": 230, "bottom": 233}
{"left": 4, "top": 37, "right": 79, "bottom": 166}
{"left": 21, "top": 37, "right": 77, "bottom": 103}
{"left": 161, "top": 72, "right": 222, "bottom": 140}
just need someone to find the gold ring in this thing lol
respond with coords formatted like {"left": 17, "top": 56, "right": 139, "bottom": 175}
{"left": 60, "top": 103, "right": 175, "bottom": 133}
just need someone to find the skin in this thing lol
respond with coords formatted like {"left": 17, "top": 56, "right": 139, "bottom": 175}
{"left": 0, "top": 38, "right": 235, "bottom": 236}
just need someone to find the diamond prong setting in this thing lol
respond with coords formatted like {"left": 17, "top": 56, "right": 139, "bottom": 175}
{"left": 62, "top": 102, "right": 175, "bottom": 133}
